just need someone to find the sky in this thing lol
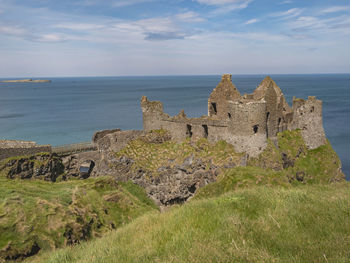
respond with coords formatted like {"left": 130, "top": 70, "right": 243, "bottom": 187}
{"left": 0, "top": 0, "right": 350, "bottom": 77}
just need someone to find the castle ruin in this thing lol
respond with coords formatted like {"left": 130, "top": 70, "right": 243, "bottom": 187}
{"left": 141, "top": 74, "right": 327, "bottom": 157}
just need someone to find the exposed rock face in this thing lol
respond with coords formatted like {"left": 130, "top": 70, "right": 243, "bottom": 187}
{"left": 1, "top": 154, "right": 64, "bottom": 182}
{"left": 107, "top": 155, "right": 221, "bottom": 206}
{"left": 62, "top": 151, "right": 99, "bottom": 179}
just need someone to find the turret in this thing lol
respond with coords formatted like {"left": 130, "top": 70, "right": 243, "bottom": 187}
{"left": 140, "top": 96, "right": 164, "bottom": 131}
{"left": 208, "top": 74, "right": 241, "bottom": 118}
{"left": 290, "top": 96, "right": 326, "bottom": 149}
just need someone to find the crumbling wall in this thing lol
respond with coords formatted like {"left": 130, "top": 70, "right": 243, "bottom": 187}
{"left": 224, "top": 100, "right": 267, "bottom": 156}
{"left": 0, "top": 145, "right": 52, "bottom": 160}
{"left": 253, "top": 76, "right": 292, "bottom": 138}
{"left": 208, "top": 74, "right": 241, "bottom": 118}
{"left": 141, "top": 96, "right": 166, "bottom": 131}
{"left": 140, "top": 74, "right": 327, "bottom": 157}
{"left": 290, "top": 96, "right": 326, "bottom": 149}
{"left": 96, "top": 130, "right": 145, "bottom": 153}
{"left": 92, "top": 128, "right": 121, "bottom": 144}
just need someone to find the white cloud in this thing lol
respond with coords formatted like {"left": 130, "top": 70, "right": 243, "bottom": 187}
{"left": 0, "top": 25, "right": 26, "bottom": 36}
{"left": 111, "top": 0, "right": 155, "bottom": 8}
{"left": 279, "top": 0, "right": 293, "bottom": 4}
{"left": 176, "top": 11, "right": 204, "bottom": 23}
{"left": 271, "top": 8, "right": 304, "bottom": 19}
{"left": 206, "top": 0, "right": 252, "bottom": 15}
{"left": 54, "top": 23, "right": 105, "bottom": 31}
{"left": 244, "top": 18, "right": 259, "bottom": 25}
{"left": 320, "top": 6, "right": 350, "bottom": 14}
{"left": 76, "top": 0, "right": 154, "bottom": 7}
{"left": 196, "top": 0, "right": 248, "bottom": 5}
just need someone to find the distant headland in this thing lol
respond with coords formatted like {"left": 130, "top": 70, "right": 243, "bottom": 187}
{"left": 0, "top": 78, "right": 51, "bottom": 83}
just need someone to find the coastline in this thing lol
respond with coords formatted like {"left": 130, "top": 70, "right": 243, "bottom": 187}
{"left": 0, "top": 78, "right": 51, "bottom": 83}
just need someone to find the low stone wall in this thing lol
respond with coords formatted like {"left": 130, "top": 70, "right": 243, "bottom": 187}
{"left": 0, "top": 146, "right": 52, "bottom": 160}
{"left": 0, "top": 140, "right": 37, "bottom": 148}
{"left": 92, "top": 129, "right": 122, "bottom": 144}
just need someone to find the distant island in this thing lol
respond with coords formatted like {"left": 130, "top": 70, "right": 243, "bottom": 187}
{"left": 0, "top": 78, "right": 51, "bottom": 83}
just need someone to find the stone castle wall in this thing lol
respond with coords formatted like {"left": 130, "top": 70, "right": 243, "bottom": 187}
{"left": 0, "top": 140, "right": 52, "bottom": 160}
{"left": 290, "top": 96, "right": 326, "bottom": 149}
{"left": 0, "top": 146, "right": 52, "bottom": 160}
{"left": 141, "top": 74, "right": 327, "bottom": 156}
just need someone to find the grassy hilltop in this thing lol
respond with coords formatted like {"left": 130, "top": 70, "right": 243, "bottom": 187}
{"left": 31, "top": 184, "right": 350, "bottom": 263}
{"left": 0, "top": 129, "right": 347, "bottom": 262}
{"left": 0, "top": 177, "right": 157, "bottom": 262}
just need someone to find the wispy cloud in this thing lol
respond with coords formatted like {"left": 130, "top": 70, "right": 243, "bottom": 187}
{"left": 37, "top": 33, "right": 69, "bottom": 42}
{"left": 75, "top": 0, "right": 154, "bottom": 8}
{"left": 196, "top": 0, "right": 252, "bottom": 14}
{"left": 54, "top": 23, "right": 105, "bottom": 31}
{"left": 320, "top": 6, "right": 350, "bottom": 15}
{"left": 244, "top": 18, "right": 259, "bottom": 25}
{"left": 0, "top": 25, "right": 27, "bottom": 37}
{"left": 144, "top": 32, "right": 186, "bottom": 41}
{"left": 51, "top": 12, "right": 203, "bottom": 43}
{"left": 196, "top": 0, "right": 248, "bottom": 5}
{"left": 0, "top": 0, "right": 350, "bottom": 76}
{"left": 279, "top": 0, "right": 293, "bottom": 4}
{"left": 271, "top": 8, "right": 304, "bottom": 19}
{"left": 176, "top": 11, "right": 204, "bottom": 23}
{"left": 111, "top": 0, "right": 155, "bottom": 8}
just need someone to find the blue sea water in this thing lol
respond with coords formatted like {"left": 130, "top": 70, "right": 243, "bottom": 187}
{"left": 0, "top": 75, "right": 349, "bottom": 178}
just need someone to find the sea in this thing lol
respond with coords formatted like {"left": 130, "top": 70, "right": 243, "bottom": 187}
{"left": 0, "top": 74, "right": 349, "bottom": 179}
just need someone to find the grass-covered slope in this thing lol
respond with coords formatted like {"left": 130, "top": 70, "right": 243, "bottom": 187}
{"left": 32, "top": 183, "right": 350, "bottom": 263}
{"left": 248, "top": 129, "right": 344, "bottom": 183}
{"left": 116, "top": 136, "right": 244, "bottom": 174}
{"left": 0, "top": 177, "right": 157, "bottom": 261}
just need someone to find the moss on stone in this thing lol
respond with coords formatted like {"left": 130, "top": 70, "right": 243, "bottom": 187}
{"left": 115, "top": 136, "right": 244, "bottom": 175}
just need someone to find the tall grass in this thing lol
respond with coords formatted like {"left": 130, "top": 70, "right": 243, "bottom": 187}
{"left": 0, "top": 177, "right": 157, "bottom": 261}
{"left": 32, "top": 183, "right": 350, "bottom": 263}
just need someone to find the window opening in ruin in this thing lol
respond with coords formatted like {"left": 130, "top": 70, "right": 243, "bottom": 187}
{"left": 228, "top": 113, "right": 231, "bottom": 119}
{"left": 211, "top": 102, "right": 217, "bottom": 115}
{"left": 310, "top": 106, "right": 314, "bottom": 113}
{"left": 266, "top": 112, "right": 270, "bottom": 137}
{"left": 253, "top": 125, "right": 259, "bottom": 134}
{"left": 186, "top": 124, "right": 193, "bottom": 138}
{"left": 278, "top": 118, "right": 281, "bottom": 126}
{"left": 202, "top": 125, "right": 208, "bottom": 138}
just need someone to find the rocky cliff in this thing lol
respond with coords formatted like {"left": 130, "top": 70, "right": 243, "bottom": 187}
{"left": 0, "top": 129, "right": 344, "bottom": 208}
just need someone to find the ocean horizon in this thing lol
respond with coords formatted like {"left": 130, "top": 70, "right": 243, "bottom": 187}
{"left": 1, "top": 74, "right": 349, "bottom": 178}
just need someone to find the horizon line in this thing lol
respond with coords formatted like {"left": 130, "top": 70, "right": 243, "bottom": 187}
{"left": 1, "top": 72, "right": 350, "bottom": 79}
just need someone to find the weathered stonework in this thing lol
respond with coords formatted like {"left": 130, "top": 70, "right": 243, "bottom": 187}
{"left": 141, "top": 74, "right": 327, "bottom": 156}
{"left": 289, "top": 96, "right": 327, "bottom": 149}
{"left": 0, "top": 140, "right": 52, "bottom": 160}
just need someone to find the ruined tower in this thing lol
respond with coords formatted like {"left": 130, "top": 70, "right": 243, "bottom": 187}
{"left": 253, "top": 76, "right": 292, "bottom": 138}
{"left": 141, "top": 74, "right": 327, "bottom": 157}
{"left": 208, "top": 74, "right": 241, "bottom": 118}
{"left": 290, "top": 96, "right": 326, "bottom": 149}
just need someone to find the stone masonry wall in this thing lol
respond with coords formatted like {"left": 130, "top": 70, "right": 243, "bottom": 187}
{"left": 141, "top": 74, "right": 327, "bottom": 158}
{"left": 0, "top": 146, "right": 52, "bottom": 160}
{"left": 290, "top": 96, "right": 327, "bottom": 149}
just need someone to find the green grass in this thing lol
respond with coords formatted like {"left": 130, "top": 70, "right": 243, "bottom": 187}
{"left": 0, "top": 177, "right": 157, "bottom": 261}
{"left": 193, "top": 166, "right": 292, "bottom": 200}
{"left": 248, "top": 130, "right": 344, "bottom": 183}
{"left": 31, "top": 183, "right": 350, "bottom": 263}
{"left": 115, "top": 137, "right": 244, "bottom": 174}
{"left": 1, "top": 129, "right": 345, "bottom": 262}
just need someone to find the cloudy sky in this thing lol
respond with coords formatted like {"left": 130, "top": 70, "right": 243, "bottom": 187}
{"left": 0, "top": 0, "right": 349, "bottom": 77}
